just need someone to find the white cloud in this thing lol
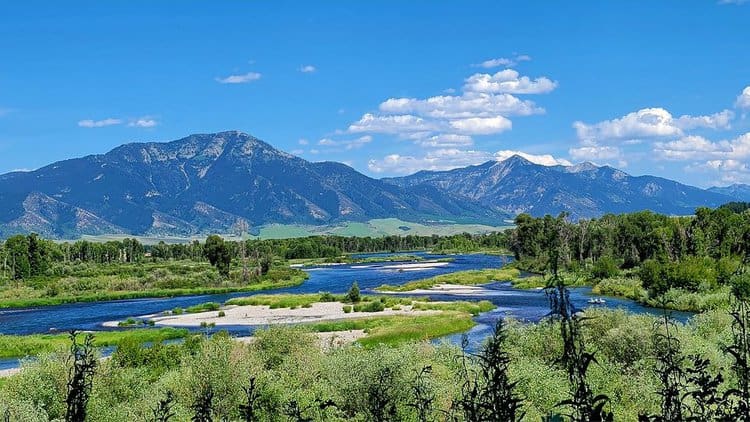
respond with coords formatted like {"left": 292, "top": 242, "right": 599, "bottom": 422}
{"left": 473, "top": 54, "right": 532, "bottom": 69}
{"left": 654, "top": 132, "right": 750, "bottom": 161}
{"left": 298, "top": 138, "right": 309, "bottom": 145}
{"left": 737, "top": 86, "right": 750, "bottom": 109}
{"left": 78, "top": 118, "right": 122, "bottom": 128}
{"left": 317, "top": 135, "right": 372, "bottom": 150}
{"left": 345, "top": 65, "right": 555, "bottom": 151}
{"left": 464, "top": 69, "right": 557, "bottom": 94}
{"left": 674, "top": 110, "right": 733, "bottom": 130}
{"left": 291, "top": 149, "right": 304, "bottom": 155}
{"left": 379, "top": 92, "right": 542, "bottom": 119}
{"left": 416, "top": 134, "right": 473, "bottom": 148}
{"left": 129, "top": 117, "right": 158, "bottom": 128}
{"left": 653, "top": 135, "right": 724, "bottom": 160}
{"left": 494, "top": 150, "right": 572, "bottom": 166}
{"left": 573, "top": 107, "right": 733, "bottom": 144}
{"left": 719, "top": 0, "right": 748, "bottom": 5}
{"left": 299, "top": 65, "right": 316, "bottom": 73}
{"left": 687, "top": 159, "right": 750, "bottom": 185}
{"left": 449, "top": 116, "right": 512, "bottom": 135}
{"left": 348, "top": 113, "right": 437, "bottom": 135}
{"left": 215, "top": 72, "right": 262, "bottom": 84}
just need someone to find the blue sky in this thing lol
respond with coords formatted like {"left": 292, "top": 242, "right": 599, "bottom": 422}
{"left": 1, "top": 1, "right": 749, "bottom": 187}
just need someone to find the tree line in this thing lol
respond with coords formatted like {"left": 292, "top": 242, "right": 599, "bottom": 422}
{"left": 0, "top": 231, "right": 509, "bottom": 281}
{"left": 510, "top": 204, "right": 750, "bottom": 297}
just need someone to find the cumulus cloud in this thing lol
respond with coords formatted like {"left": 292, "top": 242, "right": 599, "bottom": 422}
{"left": 128, "top": 117, "right": 158, "bottom": 128}
{"left": 342, "top": 66, "right": 555, "bottom": 151}
{"left": 379, "top": 92, "right": 543, "bottom": 119}
{"left": 317, "top": 135, "right": 372, "bottom": 150}
{"left": 737, "top": 86, "right": 750, "bottom": 109}
{"left": 448, "top": 116, "right": 512, "bottom": 135}
{"left": 687, "top": 159, "right": 750, "bottom": 184}
{"left": 299, "top": 65, "right": 316, "bottom": 73}
{"left": 654, "top": 132, "right": 750, "bottom": 161}
{"left": 473, "top": 54, "right": 532, "bottom": 69}
{"left": 464, "top": 69, "right": 557, "bottom": 94}
{"left": 572, "top": 108, "right": 734, "bottom": 143}
{"left": 348, "top": 113, "right": 438, "bottom": 135}
{"left": 78, "top": 118, "right": 122, "bottom": 128}
{"left": 215, "top": 72, "right": 262, "bottom": 84}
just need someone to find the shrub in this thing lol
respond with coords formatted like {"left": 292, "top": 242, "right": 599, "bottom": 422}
{"left": 361, "top": 301, "right": 385, "bottom": 313}
{"left": 591, "top": 256, "right": 620, "bottom": 280}
{"left": 342, "top": 305, "right": 353, "bottom": 314}
{"left": 346, "top": 282, "right": 361, "bottom": 303}
{"left": 217, "top": 311, "right": 226, "bottom": 318}
{"left": 319, "top": 292, "right": 337, "bottom": 302}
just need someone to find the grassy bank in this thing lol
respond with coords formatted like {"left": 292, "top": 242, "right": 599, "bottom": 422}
{"left": 376, "top": 267, "right": 520, "bottom": 292}
{"left": 0, "top": 328, "right": 189, "bottom": 359}
{"left": 0, "top": 265, "right": 308, "bottom": 309}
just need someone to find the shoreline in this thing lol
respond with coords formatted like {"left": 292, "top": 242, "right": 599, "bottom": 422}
{"left": 105, "top": 301, "right": 440, "bottom": 328}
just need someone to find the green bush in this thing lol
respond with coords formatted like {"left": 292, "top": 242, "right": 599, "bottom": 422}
{"left": 319, "top": 292, "right": 337, "bottom": 302}
{"left": 591, "top": 256, "right": 620, "bottom": 279}
{"left": 342, "top": 305, "right": 353, "bottom": 313}
{"left": 360, "top": 301, "right": 385, "bottom": 312}
{"left": 346, "top": 282, "right": 361, "bottom": 303}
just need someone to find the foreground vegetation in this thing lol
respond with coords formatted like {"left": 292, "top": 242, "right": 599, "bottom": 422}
{"left": 2, "top": 303, "right": 749, "bottom": 421}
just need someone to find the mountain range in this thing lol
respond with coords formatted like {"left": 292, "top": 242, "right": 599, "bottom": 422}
{"left": 0, "top": 131, "right": 738, "bottom": 238}
{"left": 385, "top": 158, "right": 732, "bottom": 219}
{"left": 707, "top": 184, "right": 750, "bottom": 202}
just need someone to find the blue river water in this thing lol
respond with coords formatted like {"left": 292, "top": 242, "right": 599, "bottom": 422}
{"left": 0, "top": 252, "right": 691, "bottom": 370}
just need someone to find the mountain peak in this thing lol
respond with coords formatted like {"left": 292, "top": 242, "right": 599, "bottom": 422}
{"left": 498, "top": 154, "right": 533, "bottom": 165}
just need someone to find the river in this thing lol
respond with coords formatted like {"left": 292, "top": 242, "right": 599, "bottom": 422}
{"left": 0, "top": 252, "right": 691, "bottom": 370}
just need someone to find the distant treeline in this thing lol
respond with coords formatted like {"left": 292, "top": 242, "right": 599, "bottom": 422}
{"left": 0, "top": 231, "right": 510, "bottom": 280}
